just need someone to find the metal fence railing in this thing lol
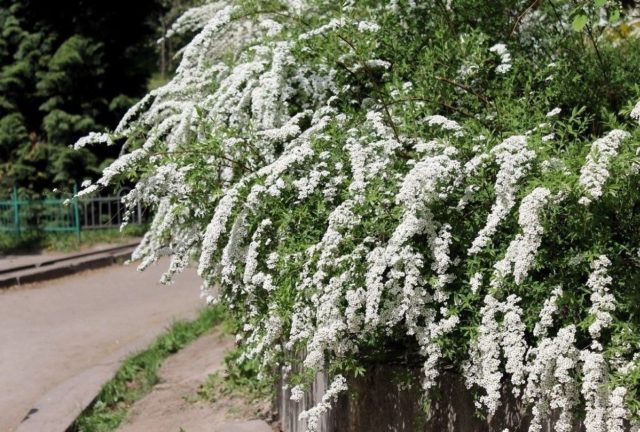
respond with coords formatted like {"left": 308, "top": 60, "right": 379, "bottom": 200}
{"left": 80, "top": 189, "right": 143, "bottom": 230}
{"left": 0, "top": 186, "right": 143, "bottom": 235}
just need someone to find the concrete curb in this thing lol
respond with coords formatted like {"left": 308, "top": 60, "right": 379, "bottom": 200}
{"left": 0, "top": 243, "right": 138, "bottom": 289}
{"left": 216, "top": 420, "right": 272, "bottom": 432}
{"left": 16, "top": 310, "right": 200, "bottom": 432}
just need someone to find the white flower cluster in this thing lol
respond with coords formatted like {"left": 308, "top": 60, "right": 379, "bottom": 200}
{"left": 631, "top": 100, "right": 640, "bottom": 123}
{"left": 298, "top": 375, "right": 348, "bottom": 432}
{"left": 533, "top": 285, "right": 562, "bottom": 338}
{"left": 580, "top": 349, "right": 609, "bottom": 432}
{"left": 424, "top": 114, "right": 464, "bottom": 137}
{"left": 464, "top": 294, "right": 527, "bottom": 414}
{"left": 73, "top": 131, "right": 113, "bottom": 149}
{"left": 578, "top": 129, "right": 630, "bottom": 206}
{"left": 489, "top": 43, "right": 512, "bottom": 74}
{"left": 586, "top": 255, "right": 615, "bottom": 339}
{"left": 469, "top": 272, "right": 483, "bottom": 294}
{"left": 163, "top": 2, "right": 227, "bottom": 39}
{"left": 525, "top": 325, "right": 579, "bottom": 432}
{"left": 469, "top": 135, "right": 535, "bottom": 254}
{"left": 607, "top": 387, "right": 629, "bottom": 432}
{"left": 492, "top": 187, "right": 552, "bottom": 285}
{"left": 545, "top": 107, "right": 561, "bottom": 118}
{"left": 578, "top": 255, "right": 629, "bottom": 432}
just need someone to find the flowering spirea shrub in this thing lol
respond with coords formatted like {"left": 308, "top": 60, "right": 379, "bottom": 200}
{"left": 78, "top": 0, "right": 640, "bottom": 430}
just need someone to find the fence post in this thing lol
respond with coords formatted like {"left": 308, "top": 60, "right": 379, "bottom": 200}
{"left": 12, "top": 186, "right": 20, "bottom": 235}
{"left": 73, "top": 184, "right": 81, "bottom": 242}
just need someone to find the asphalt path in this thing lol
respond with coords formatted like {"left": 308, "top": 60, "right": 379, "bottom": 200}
{"left": 0, "top": 260, "right": 203, "bottom": 432}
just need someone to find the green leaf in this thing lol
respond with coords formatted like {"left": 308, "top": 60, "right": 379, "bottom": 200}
{"left": 609, "top": 9, "right": 620, "bottom": 23}
{"left": 572, "top": 14, "right": 589, "bottom": 32}
{"left": 593, "top": 0, "right": 606, "bottom": 7}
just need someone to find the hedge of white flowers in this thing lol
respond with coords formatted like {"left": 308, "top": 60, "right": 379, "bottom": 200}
{"left": 77, "top": 0, "right": 640, "bottom": 430}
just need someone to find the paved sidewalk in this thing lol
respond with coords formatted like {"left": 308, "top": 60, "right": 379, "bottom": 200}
{"left": 0, "top": 242, "right": 140, "bottom": 289}
{"left": 1, "top": 250, "right": 69, "bottom": 270}
{"left": 0, "top": 241, "right": 140, "bottom": 271}
{"left": 0, "top": 259, "right": 203, "bottom": 432}
{"left": 116, "top": 330, "right": 272, "bottom": 432}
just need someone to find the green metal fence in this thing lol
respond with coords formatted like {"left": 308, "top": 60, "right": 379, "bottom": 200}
{"left": 0, "top": 186, "right": 82, "bottom": 237}
{"left": 0, "top": 186, "right": 143, "bottom": 236}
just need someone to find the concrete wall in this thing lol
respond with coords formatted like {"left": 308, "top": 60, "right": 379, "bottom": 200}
{"left": 276, "top": 365, "right": 579, "bottom": 432}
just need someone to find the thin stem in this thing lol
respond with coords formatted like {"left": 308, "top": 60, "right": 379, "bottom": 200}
{"left": 387, "top": 97, "right": 494, "bottom": 129}
{"left": 434, "top": 0, "right": 457, "bottom": 34}
{"left": 336, "top": 33, "right": 401, "bottom": 141}
{"left": 585, "top": 22, "right": 609, "bottom": 82}
{"left": 509, "top": 0, "right": 541, "bottom": 38}
{"left": 386, "top": 97, "right": 433, "bottom": 106}
{"left": 435, "top": 75, "right": 492, "bottom": 105}
{"left": 153, "top": 149, "right": 253, "bottom": 173}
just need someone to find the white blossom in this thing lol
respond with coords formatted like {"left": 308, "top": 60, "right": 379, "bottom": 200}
{"left": 470, "top": 136, "right": 535, "bottom": 254}
{"left": 578, "top": 130, "right": 630, "bottom": 206}
{"left": 489, "top": 43, "right": 512, "bottom": 74}
{"left": 525, "top": 325, "right": 579, "bottom": 432}
{"left": 606, "top": 387, "right": 629, "bottom": 432}
{"left": 546, "top": 107, "right": 562, "bottom": 117}
{"left": 580, "top": 349, "right": 607, "bottom": 432}
{"left": 73, "top": 132, "right": 113, "bottom": 149}
{"left": 465, "top": 295, "right": 527, "bottom": 414}
{"left": 470, "top": 272, "right": 483, "bottom": 294}
{"left": 541, "top": 133, "right": 555, "bottom": 142}
{"left": 533, "top": 286, "right": 563, "bottom": 338}
{"left": 425, "top": 114, "right": 464, "bottom": 136}
{"left": 631, "top": 100, "right": 640, "bottom": 122}
{"left": 298, "top": 375, "right": 348, "bottom": 432}
{"left": 586, "top": 255, "right": 615, "bottom": 339}
{"left": 492, "top": 187, "right": 552, "bottom": 285}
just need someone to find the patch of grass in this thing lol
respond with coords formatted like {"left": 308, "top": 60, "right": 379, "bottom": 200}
{"left": 194, "top": 371, "right": 226, "bottom": 402}
{"left": 222, "top": 349, "right": 273, "bottom": 400}
{"left": 44, "top": 225, "right": 147, "bottom": 252}
{"left": 194, "top": 348, "right": 272, "bottom": 405}
{"left": 0, "top": 224, "right": 147, "bottom": 255}
{"left": 0, "top": 230, "right": 45, "bottom": 254}
{"left": 71, "top": 305, "right": 226, "bottom": 432}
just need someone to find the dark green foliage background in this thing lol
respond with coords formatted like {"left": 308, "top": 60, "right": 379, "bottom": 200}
{"left": 0, "top": 0, "right": 167, "bottom": 195}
